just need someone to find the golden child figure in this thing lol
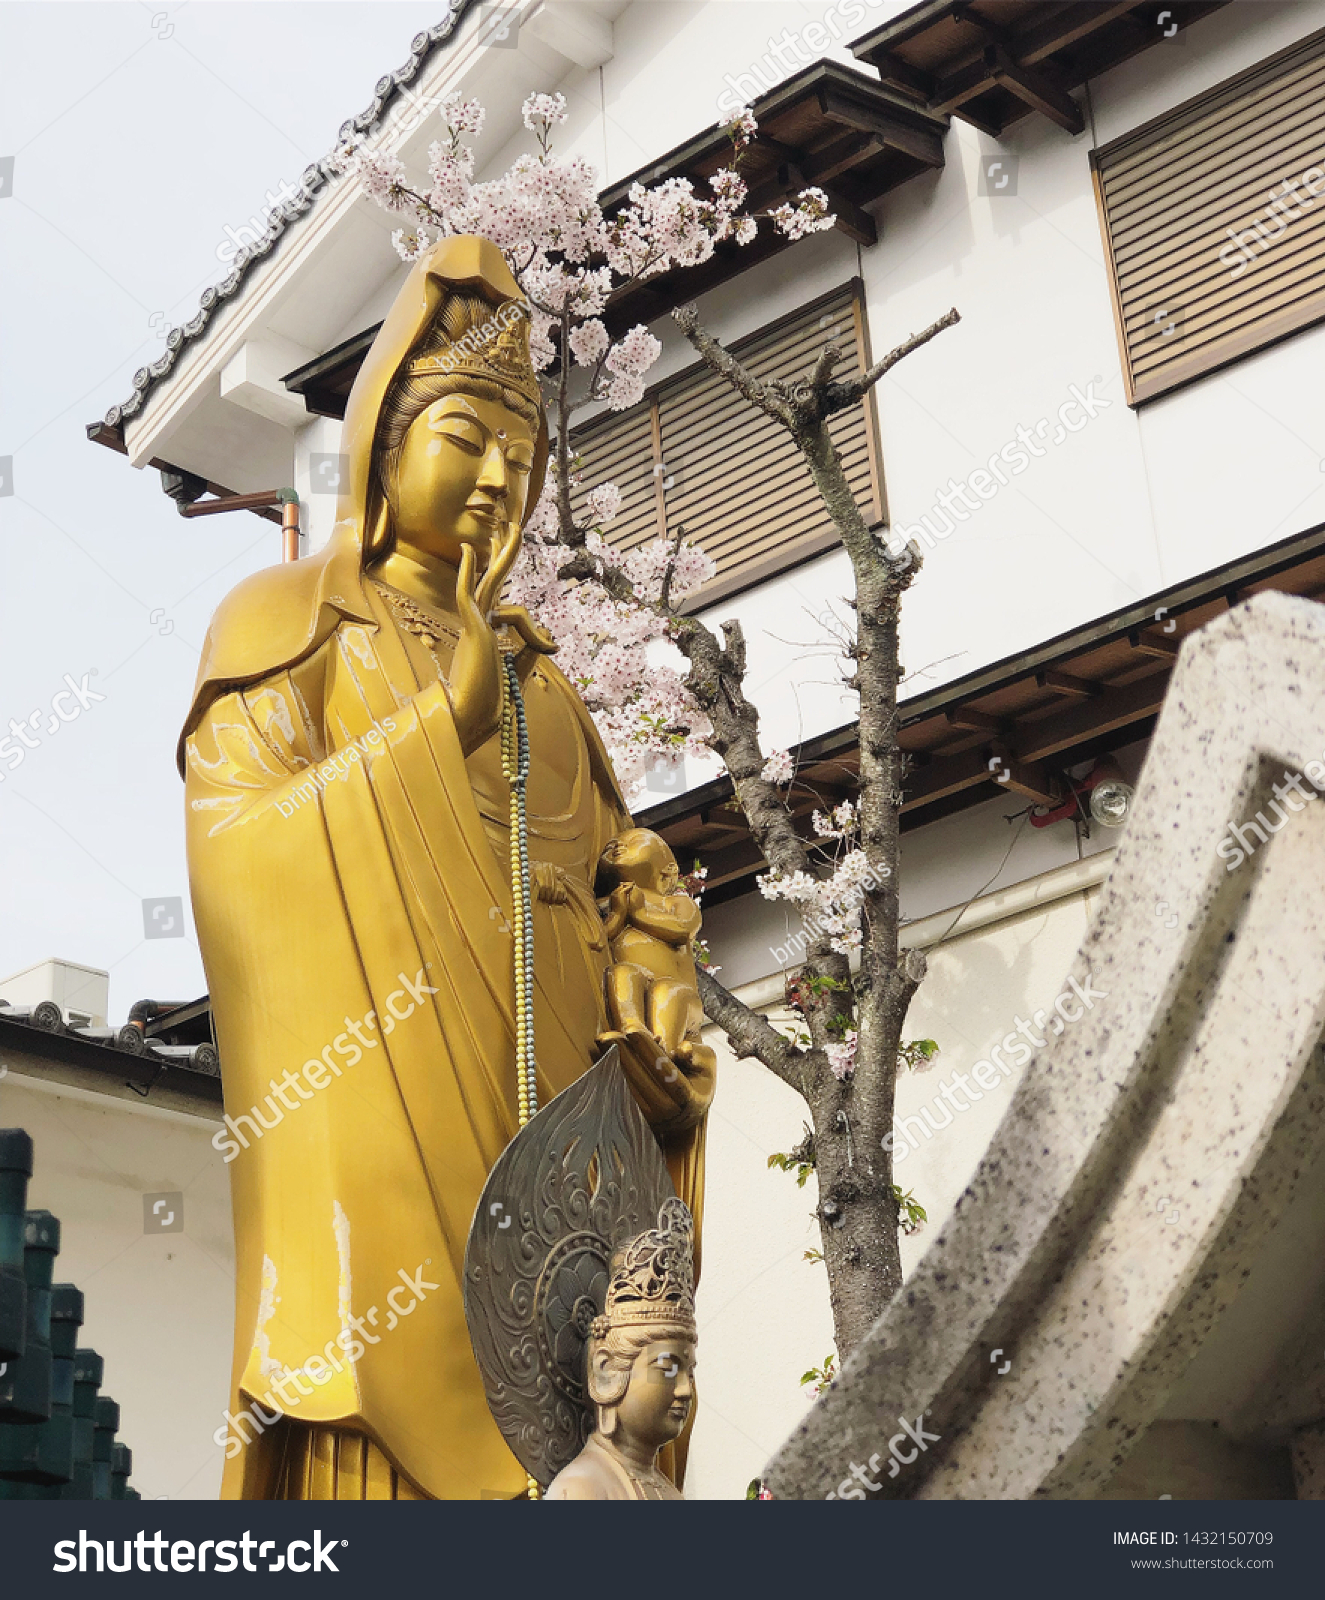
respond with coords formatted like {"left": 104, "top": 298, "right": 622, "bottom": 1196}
{"left": 180, "top": 239, "right": 712, "bottom": 1500}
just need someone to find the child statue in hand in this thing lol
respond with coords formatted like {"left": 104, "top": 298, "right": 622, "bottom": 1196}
{"left": 595, "top": 829, "right": 717, "bottom": 1132}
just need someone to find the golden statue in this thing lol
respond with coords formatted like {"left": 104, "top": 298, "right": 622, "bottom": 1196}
{"left": 180, "top": 237, "right": 712, "bottom": 1500}
{"left": 544, "top": 1199, "right": 697, "bottom": 1501}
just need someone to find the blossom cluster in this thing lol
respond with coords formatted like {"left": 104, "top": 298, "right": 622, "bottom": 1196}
{"left": 504, "top": 494, "right": 715, "bottom": 795}
{"left": 762, "top": 749, "right": 795, "bottom": 786}
{"left": 354, "top": 87, "right": 832, "bottom": 787}
{"left": 760, "top": 847, "right": 890, "bottom": 957}
{"left": 825, "top": 1031, "right": 858, "bottom": 1081}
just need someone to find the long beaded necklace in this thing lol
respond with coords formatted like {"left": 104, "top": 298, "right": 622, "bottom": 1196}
{"left": 500, "top": 655, "right": 537, "bottom": 1127}
{"left": 377, "top": 576, "right": 535, "bottom": 1121}
{"left": 499, "top": 653, "right": 542, "bottom": 1504}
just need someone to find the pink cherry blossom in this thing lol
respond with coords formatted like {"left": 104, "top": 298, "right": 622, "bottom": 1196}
{"left": 762, "top": 750, "right": 794, "bottom": 786}
{"left": 358, "top": 91, "right": 836, "bottom": 787}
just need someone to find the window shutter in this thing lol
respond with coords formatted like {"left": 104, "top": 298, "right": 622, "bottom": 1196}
{"left": 571, "top": 283, "right": 884, "bottom": 607}
{"left": 1093, "top": 28, "right": 1325, "bottom": 406}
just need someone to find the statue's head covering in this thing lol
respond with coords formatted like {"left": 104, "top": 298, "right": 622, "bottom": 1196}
{"left": 176, "top": 235, "right": 551, "bottom": 770}
{"left": 592, "top": 1197, "right": 696, "bottom": 1339}
{"left": 338, "top": 234, "right": 549, "bottom": 555}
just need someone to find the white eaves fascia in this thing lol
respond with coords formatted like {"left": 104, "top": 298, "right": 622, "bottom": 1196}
{"left": 123, "top": 0, "right": 543, "bottom": 471}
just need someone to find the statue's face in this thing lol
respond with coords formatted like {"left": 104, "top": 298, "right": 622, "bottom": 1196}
{"left": 616, "top": 1336, "right": 696, "bottom": 1445}
{"left": 391, "top": 392, "right": 536, "bottom": 565}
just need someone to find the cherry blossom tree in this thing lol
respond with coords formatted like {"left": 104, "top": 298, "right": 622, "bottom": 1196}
{"left": 359, "top": 91, "right": 958, "bottom": 1359}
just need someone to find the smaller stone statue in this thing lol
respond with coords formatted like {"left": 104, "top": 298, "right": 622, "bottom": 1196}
{"left": 595, "top": 830, "right": 717, "bottom": 1127}
{"left": 545, "top": 1198, "right": 697, "bottom": 1501}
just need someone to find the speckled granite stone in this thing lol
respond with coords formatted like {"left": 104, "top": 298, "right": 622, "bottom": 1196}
{"left": 766, "top": 593, "right": 1325, "bottom": 1501}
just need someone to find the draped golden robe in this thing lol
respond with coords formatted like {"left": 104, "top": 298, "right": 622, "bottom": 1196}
{"left": 179, "top": 239, "right": 706, "bottom": 1500}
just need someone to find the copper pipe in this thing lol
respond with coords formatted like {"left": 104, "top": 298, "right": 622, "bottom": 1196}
{"left": 282, "top": 496, "right": 301, "bottom": 563}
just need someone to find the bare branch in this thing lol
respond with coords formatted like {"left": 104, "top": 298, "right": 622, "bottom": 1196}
{"left": 554, "top": 548, "right": 638, "bottom": 605}
{"left": 825, "top": 308, "right": 961, "bottom": 413}
{"left": 810, "top": 340, "right": 843, "bottom": 390}
{"left": 672, "top": 303, "right": 792, "bottom": 425}
{"left": 658, "top": 520, "right": 688, "bottom": 616}
{"left": 697, "top": 968, "right": 807, "bottom": 1094}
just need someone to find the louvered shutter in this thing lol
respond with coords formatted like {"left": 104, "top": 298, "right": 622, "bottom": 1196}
{"left": 571, "top": 283, "right": 884, "bottom": 608}
{"left": 1093, "top": 27, "right": 1325, "bottom": 406}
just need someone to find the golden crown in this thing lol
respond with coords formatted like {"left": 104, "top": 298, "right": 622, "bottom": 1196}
{"left": 405, "top": 298, "right": 541, "bottom": 407}
{"left": 591, "top": 1197, "right": 697, "bottom": 1338}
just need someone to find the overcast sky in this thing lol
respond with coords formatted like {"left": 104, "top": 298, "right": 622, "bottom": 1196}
{"left": 0, "top": 3, "right": 455, "bottom": 1019}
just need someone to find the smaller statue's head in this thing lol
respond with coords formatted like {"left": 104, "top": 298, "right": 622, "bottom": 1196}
{"left": 587, "top": 1199, "right": 697, "bottom": 1450}
{"left": 370, "top": 290, "right": 543, "bottom": 567}
{"left": 596, "top": 828, "right": 680, "bottom": 896}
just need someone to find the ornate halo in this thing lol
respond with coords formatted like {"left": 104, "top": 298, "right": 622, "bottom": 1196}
{"left": 463, "top": 1050, "right": 678, "bottom": 1487}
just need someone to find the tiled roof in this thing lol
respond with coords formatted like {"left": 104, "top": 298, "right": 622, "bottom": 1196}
{"left": 0, "top": 997, "right": 220, "bottom": 1094}
{"left": 86, "top": 1, "right": 476, "bottom": 452}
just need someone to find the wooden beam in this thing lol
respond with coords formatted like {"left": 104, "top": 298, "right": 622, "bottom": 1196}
{"left": 752, "top": 133, "right": 805, "bottom": 166}
{"left": 871, "top": 50, "right": 935, "bottom": 102}
{"left": 901, "top": 746, "right": 991, "bottom": 812}
{"left": 816, "top": 87, "right": 946, "bottom": 168}
{"left": 1018, "top": 672, "right": 1171, "bottom": 764}
{"left": 904, "top": 672, "right": 1172, "bottom": 812}
{"left": 1129, "top": 628, "right": 1180, "bottom": 660}
{"left": 930, "top": 53, "right": 998, "bottom": 116}
{"left": 1016, "top": 0, "right": 1140, "bottom": 67}
{"left": 1037, "top": 668, "right": 1101, "bottom": 699}
{"left": 824, "top": 187, "right": 878, "bottom": 246}
{"left": 945, "top": 707, "right": 1007, "bottom": 735}
{"left": 949, "top": 3, "right": 1016, "bottom": 53}
{"left": 987, "top": 744, "right": 1058, "bottom": 807}
{"left": 800, "top": 132, "right": 884, "bottom": 188}
{"left": 986, "top": 44, "right": 1084, "bottom": 136}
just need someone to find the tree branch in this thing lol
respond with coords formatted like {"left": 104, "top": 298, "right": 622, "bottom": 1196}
{"left": 824, "top": 308, "right": 960, "bottom": 414}
{"left": 672, "top": 303, "right": 793, "bottom": 425}
{"left": 697, "top": 968, "right": 806, "bottom": 1093}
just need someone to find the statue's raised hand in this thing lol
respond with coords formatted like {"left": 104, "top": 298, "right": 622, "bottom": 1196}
{"left": 449, "top": 526, "right": 557, "bottom": 756}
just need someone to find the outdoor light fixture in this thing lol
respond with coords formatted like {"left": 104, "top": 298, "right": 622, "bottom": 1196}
{"left": 1029, "top": 757, "right": 1134, "bottom": 831}
{"left": 1088, "top": 769, "right": 1135, "bottom": 828}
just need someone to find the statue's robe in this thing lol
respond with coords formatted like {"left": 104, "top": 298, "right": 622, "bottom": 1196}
{"left": 184, "top": 535, "right": 705, "bottom": 1498}
{"left": 180, "top": 238, "right": 706, "bottom": 1500}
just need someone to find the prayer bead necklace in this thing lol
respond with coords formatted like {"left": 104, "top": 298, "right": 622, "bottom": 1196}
{"left": 499, "top": 653, "right": 541, "bottom": 1501}
{"left": 500, "top": 655, "right": 537, "bottom": 1126}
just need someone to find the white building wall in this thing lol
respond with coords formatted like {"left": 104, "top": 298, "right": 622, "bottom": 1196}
{"left": 552, "top": 0, "right": 1325, "bottom": 754}
{"left": 258, "top": 1, "right": 1325, "bottom": 761}
{"left": 0, "top": 1069, "right": 233, "bottom": 1502}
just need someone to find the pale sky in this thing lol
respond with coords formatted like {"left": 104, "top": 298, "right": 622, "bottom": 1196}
{"left": 0, "top": 2, "right": 455, "bottom": 1018}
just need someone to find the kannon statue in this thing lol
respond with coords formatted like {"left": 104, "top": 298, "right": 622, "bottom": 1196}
{"left": 180, "top": 236, "right": 713, "bottom": 1500}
